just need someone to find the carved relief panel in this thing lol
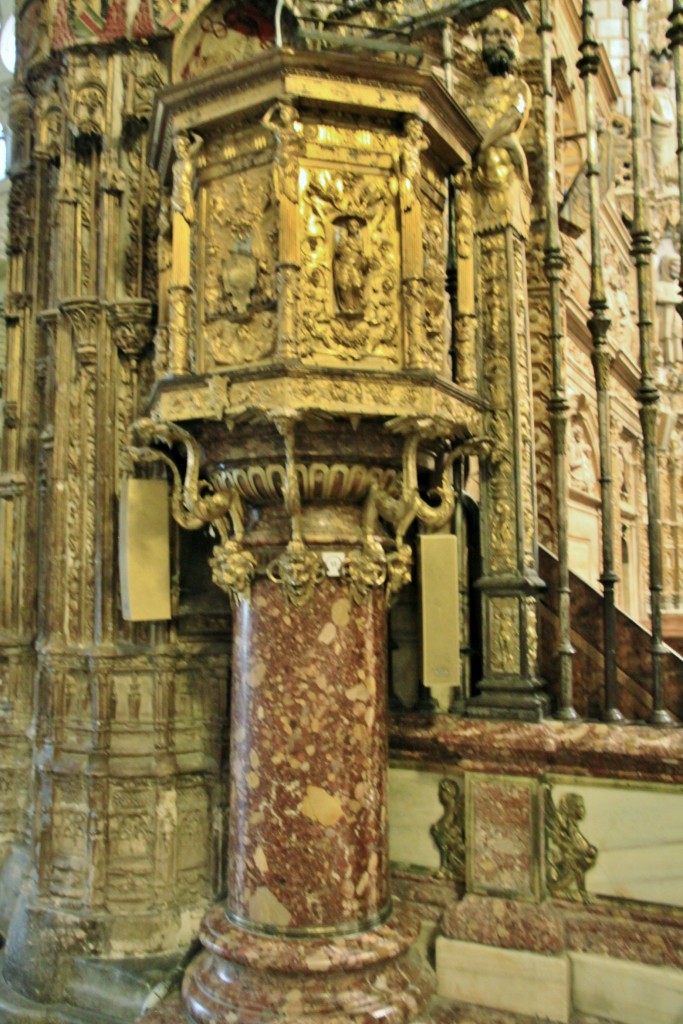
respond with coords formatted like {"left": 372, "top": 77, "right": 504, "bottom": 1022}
{"left": 198, "top": 154, "right": 277, "bottom": 370}
{"left": 193, "top": 115, "right": 450, "bottom": 375}
{"left": 299, "top": 161, "right": 401, "bottom": 368}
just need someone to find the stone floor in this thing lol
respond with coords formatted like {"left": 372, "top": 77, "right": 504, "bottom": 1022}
{"left": 140, "top": 993, "right": 617, "bottom": 1024}
{"left": 0, "top": 953, "right": 618, "bottom": 1024}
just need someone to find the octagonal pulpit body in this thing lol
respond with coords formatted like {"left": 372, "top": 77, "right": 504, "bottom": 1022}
{"left": 148, "top": 48, "right": 481, "bottom": 429}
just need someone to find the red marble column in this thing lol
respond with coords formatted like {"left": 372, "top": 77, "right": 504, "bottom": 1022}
{"left": 180, "top": 576, "right": 433, "bottom": 1024}
{"left": 228, "top": 578, "right": 389, "bottom": 934}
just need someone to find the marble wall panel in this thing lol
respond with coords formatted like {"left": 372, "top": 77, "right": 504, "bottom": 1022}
{"left": 465, "top": 774, "right": 542, "bottom": 901}
{"left": 388, "top": 766, "right": 446, "bottom": 872}
{"left": 550, "top": 778, "right": 683, "bottom": 908}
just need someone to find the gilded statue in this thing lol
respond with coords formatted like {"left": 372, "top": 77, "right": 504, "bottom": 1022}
{"left": 471, "top": 9, "right": 530, "bottom": 191}
{"left": 430, "top": 778, "right": 465, "bottom": 885}
{"left": 397, "top": 117, "right": 429, "bottom": 213}
{"left": 333, "top": 217, "right": 369, "bottom": 315}
{"left": 261, "top": 100, "right": 304, "bottom": 206}
{"left": 172, "top": 132, "right": 203, "bottom": 226}
{"left": 545, "top": 789, "right": 597, "bottom": 904}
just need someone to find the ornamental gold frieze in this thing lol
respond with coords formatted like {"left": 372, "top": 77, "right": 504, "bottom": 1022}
{"left": 152, "top": 370, "right": 484, "bottom": 434}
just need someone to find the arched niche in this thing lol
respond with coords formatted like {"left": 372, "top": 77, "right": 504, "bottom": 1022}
{"left": 172, "top": 0, "right": 300, "bottom": 83}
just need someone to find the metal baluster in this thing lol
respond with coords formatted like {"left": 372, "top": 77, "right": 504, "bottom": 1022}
{"left": 539, "top": 0, "right": 578, "bottom": 720}
{"left": 443, "top": 19, "right": 459, "bottom": 383}
{"left": 669, "top": 1, "right": 683, "bottom": 320}
{"left": 579, "top": 0, "right": 624, "bottom": 721}
{"left": 625, "top": 0, "right": 675, "bottom": 724}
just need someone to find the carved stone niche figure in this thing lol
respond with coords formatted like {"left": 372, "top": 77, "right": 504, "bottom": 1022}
{"left": 650, "top": 51, "right": 677, "bottom": 186}
{"left": 471, "top": 8, "right": 531, "bottom": 191}
{"left": 655, "top": 233, "right": 683, "bottom": 366}
{"left": 568, "top": 417, "right": 597, "bottom": 494}
{"left": 333, "top": 216, "right": 369, "bottom": 316}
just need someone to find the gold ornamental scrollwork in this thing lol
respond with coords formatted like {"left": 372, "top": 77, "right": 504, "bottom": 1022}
{"left": 128, "top": 419, "right": 253, "bottom": 605}
{"left": 545, "top": 787, "right": 597, "bottom": 904}
{"left": 360, "top": 423, "right": 489, "bottom": 604}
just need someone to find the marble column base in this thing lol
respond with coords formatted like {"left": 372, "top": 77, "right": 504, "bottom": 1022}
{"left": 148, "top": 902, "right": 434, "bottom": 1024}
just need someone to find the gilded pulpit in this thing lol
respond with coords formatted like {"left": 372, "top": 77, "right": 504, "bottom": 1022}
{"left": 136, "top": 14, "right": 484, "bottom": 1023}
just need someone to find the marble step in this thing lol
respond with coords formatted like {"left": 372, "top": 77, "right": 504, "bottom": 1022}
{"left": 0, "top": 958, "right": 121, "bottom": 1024}
{"left": 63, "top": 954, "right": 182, "bottom": 1022}
{"left": 430, "top": 997, "right": 619, "bottom": 1023}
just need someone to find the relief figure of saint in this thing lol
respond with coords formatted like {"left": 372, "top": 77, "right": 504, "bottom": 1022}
{"left": 333, "top": 217, "right": 368, "bottom": 316}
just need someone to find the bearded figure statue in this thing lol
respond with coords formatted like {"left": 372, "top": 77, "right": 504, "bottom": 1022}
{"left": 471, "top": 9, "right": 531, "bottom": 194}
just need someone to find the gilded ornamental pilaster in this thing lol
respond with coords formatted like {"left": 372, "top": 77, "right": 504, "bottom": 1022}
{"left": 467, "top": 8, "right": 548, "bottom": 720}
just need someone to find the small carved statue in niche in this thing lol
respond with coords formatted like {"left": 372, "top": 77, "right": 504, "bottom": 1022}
{"left": 430, "top": 778, "right": 465, "bottom": 885}
{"left": 568, "top": 418, "right": 596, "bottom": 494}
{"left": 261, "top": 100, "right": 304, "bottom": 206}
{"left": 656, "top": 233, "right": 683, "bottom": 366}
{"left": 471, "top": 9, "right": 531, "bottom": 190}
{"left": 650, "top": 51, "right": 677, "bottom": 185}
{"left": 172, "top": 132, "right": 203, "bottom": 226}
{"left": 545, "top": 789, "right": 597, "bottom": 903}
{"left": 128, "top": 679, "right": 142, "bottom": 721}
{"left": 333, "top": 217, "right": 369, "bottom": 315}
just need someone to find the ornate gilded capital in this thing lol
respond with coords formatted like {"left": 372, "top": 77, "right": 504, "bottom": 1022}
{"left": 60, "top": 298, "right": 102, "bottom": 365}
{"left": 66, "top": 55, "right": 107, "bottom": 140}
{"left": 107, "top": 300, "right": 154, "bottom": 358}
{"left": 342, "top": 543, "right": 387, "bottom": 605}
